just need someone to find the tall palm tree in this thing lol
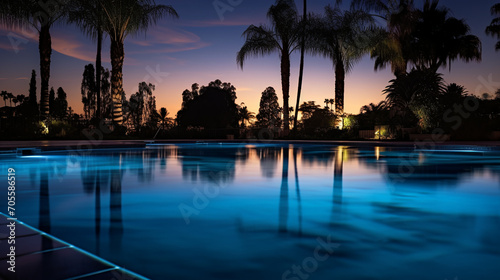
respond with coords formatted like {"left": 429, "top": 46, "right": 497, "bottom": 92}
{"left": 100, "top": 0, "right": 178, "bottom": 125}
{"left": 68, "top": 0, "right": 106, "bottom": 119}
{"left": 411, "top": 0, "right": 481, "bottom": 73}
{"left": 486, "top": 3, "right": 500, "bottom": 51}
{"left": 237, "top": 0, "right": 302, "bottom": 134}
{"left": 350, "top": 0, "right": 417, "bottom": 76}
{"left": 355, "top": 0, "right": 481, "bottom": 75}
{"left": 293, "top": 0, "right": 307, "bottom": 132}
{"left": 1, "top": 0, "right": 68, "bottom": 118}
{"left": 308, "top": 5, "right": 378, "bottom": 117}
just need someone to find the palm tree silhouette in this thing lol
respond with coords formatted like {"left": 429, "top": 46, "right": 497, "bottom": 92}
{"left": 292, "top": 147, "right": 302, "bottom": 235}
{"left": 238, "top": 105, "right": 255, "bottom": 128}
{"left": 332, "top": 146, "right": 344, "bottom": 220}
{"left": 309, "top": 5, "right": 377, "bottom": 117}
{"left": 293, "top": 0, "right": 307, "bottom": 132}
{"left": 0, "top": 0, "right": 69, "bottom": 118}
{"left": 486, "top": 3, "right": 500, "bottom": 51}
{"left": 0, "top": 91, "right": 7, "bottom": 107}
{"left": 110, "top": 153, "right": 124, "bottom": 251}
{"left": 67, "top": 0, "right": 106, "bottom": 119}
{"left": 411, "top": 0, "right": 481, "bottom": 73}
{"left": 351, "top": 0, "right": 417, "bottom": 76}
{"left": 100, "top": 0, "right": 178, "bottom": 125}
{"left": 237, "top": 0, "right": 302, "bottom": 134}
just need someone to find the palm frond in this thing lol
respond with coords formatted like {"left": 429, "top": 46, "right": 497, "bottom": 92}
{"left": 237, "top": 25, "right": 280, "bottom": 69}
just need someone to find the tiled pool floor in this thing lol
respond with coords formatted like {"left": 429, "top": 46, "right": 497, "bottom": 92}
{"left": 0, "top": 213, "right": 146, "bottom": 280}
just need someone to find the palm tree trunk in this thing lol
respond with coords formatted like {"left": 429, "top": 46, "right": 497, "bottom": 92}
{"left": 293, "top": 0, "right": 307, "bottom": 132}
{"left": 96, "top": 29, "right": 102, "bottom": 119}
{"left": 39, "top": 25, "right": 52, "bottom": 118}
{"left": 335, "top": 60, "right": 345, "bottom": 116}
{"left": 111, "top": 39, "right": 124, "bottom": 125}
{"left": 281, "top": 53, "right": 290, "bottom": 134}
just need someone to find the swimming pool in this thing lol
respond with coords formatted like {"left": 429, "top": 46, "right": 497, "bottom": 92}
{"left": 1, "top": 143, "right": 500, "bottom": 279}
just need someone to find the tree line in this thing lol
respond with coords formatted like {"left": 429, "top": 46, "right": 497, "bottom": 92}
{"left": 1, "top": 0, "right": 499, "bottom": 140}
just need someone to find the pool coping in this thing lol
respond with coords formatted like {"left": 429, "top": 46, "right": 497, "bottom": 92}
{"left": 0, "top": 139, "right": 500, "bottom": 152}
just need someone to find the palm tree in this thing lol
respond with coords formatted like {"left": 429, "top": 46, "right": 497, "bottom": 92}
{"left": 355, "top": 0, "right": 481, "bottom": 75}
{"left": 360, "top": 100, "right": 387, "bottom": 114}
{"left": 16, "top": 94, "right": 26, "bottom": 105}
{"left": 308, "top": 5, "right": 378, "bottom": 118}
{"left": 239, "top": 105, "right": 255, "bottom": 128}
{"left": 1, "top": 0, "right": 69, "bottom": 118}
{"left": 351, "top": 0, "right": 417, "bottom": 76}
{"left": 100, "top": 0, "right": 178, "bottom": 125}
{"left": 329, "top": 98, "right": 335, "bottom": 111}
{"left": 486, "top": 3, "right": 500, "bottom": 51}
{"left": 7, "top": 93, "right": 14, "bottom": 107}
{"left": 411, "top": 0, "right": 481, "bottom": 73}
{"left": 324, "top": 98, "right": 330, "bottom": 109}
{"left": 383, "top": 69, "right": 444, "bottom": 128}
{"left": 68, "top": 0, "right": 106, "bottom": 119}
{"left": 237, "top": 0, "right": 302, "bottom": 134}
{"left": 293, "top": 0, "right": 307, "bottom": 132}
{"left": 0, "top": 91, "right": 7, "bottom": 107}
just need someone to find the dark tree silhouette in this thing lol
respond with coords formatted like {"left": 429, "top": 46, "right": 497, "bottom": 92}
{"left": 28, "top": 69, "right": 39, "bottom": 116}
{"left": 237, "top": 0, "right": 302, "bottom": 134}
{"left": 308, "top": 5, "right": 378, "bottom": 118}
{"left": 177, "top": 80, "right": 239, "bottom": 130}
{"left": 256, "top": 87, "right": 282, "bottom": 128}
{"left": 0, "top": 0, "right": 70, "bottom": 118}
{"left": 294, "top": 0, "right": 307, "bottom": 132}
{"left": 486, "top": 3, "right": 500, "bottom": 51}
{"left": 67, "top": 0, "right": 106, "bottom": 119}
{"left": 99, "top": 0, "right": 178, "bottom": 125}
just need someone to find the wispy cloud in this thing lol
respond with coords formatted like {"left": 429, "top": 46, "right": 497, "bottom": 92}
{"left": 51, "top": 34, "right": 98, "bottom": 62}
{"left": 129, "top": 26, "right": 210, "bottom": 54}
{"left": 0, "top": 41, "right": 26, "bottom": 51}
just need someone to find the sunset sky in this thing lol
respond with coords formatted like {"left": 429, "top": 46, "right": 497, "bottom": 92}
{"left": 0, "top": 0, "right": 499, "bottom": 118}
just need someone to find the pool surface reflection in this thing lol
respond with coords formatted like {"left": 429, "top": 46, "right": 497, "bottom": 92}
{"left": 1, "top": 143, "right": 500, "bottom": 280}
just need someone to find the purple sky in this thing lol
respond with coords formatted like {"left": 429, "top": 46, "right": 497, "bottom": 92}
{"left": 0, "top": 0, "right": 499, "bottom": 117}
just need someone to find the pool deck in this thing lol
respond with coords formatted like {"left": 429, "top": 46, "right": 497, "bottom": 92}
{"left": 0, "top": 213, "right": 147, "bottom": 280}
{"left": 0, "top": 139, "right": 499, "bottom": 152}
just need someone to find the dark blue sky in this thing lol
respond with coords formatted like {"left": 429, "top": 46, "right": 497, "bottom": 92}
{"left": 0, "top": 0, "right": 498, "bottom": 115}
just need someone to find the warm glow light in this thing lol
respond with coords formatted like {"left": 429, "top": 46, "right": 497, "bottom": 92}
{"left": 375, "top": 146, "right": 380, "bottom": 161}
{"left": 40, "top": 121, "right": 49, "bottom": 135}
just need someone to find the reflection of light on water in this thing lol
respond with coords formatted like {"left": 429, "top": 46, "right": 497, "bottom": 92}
{"left": 375, "top": 147, "right": 380, "bottom": 160}
{"left": 418, "top": 152, "right": 425, "bottom": 165}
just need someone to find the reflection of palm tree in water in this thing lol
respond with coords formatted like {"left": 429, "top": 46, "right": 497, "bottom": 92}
{"left": 293, "top": 147, "right": 302, "bottom": 235}
{"left": 39, "top": 161, "right": 50, "bottom": 233}
{"left": 110, "top": 154, "right": 124, "bottom": 251}
{"left": 332, "top": 146, "right": 344, "bottom": 221}
{"left": 279, "top": 146, "right": 289, "bottom": 233}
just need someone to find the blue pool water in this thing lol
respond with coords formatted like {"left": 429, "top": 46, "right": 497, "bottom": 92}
{"left": 1, "top": 143, "right": 500, "bottom": 280}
